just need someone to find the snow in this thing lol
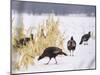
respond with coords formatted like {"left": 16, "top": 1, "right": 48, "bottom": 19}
{"left": 12, "top": 14, "right": 96, "bottom": 74}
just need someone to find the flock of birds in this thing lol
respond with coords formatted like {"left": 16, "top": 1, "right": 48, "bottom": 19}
{"left": 38, "top": 31, "right": 91, "bottom": 64}
{"left": 67, "top": 31, "right": 91, "bottom": 56}
{"left": 15, "top": 31, "right": 91, "bottom": 64}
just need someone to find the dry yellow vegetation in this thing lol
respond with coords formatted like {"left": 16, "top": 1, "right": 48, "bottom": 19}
{"left": 12, "top": 14, "right": 65, "bottom": 70}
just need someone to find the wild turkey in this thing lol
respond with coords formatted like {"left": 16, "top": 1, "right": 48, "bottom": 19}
{"left": 79, "top": 32, "right": 91, "bottom": 45}
{"left": 38, "top": 47, "right": 67, "bottom": 64}
{"left": 16, "top": 34, "right": 33, "bottom": 47}
{"left": 67, "top": 36, "right": 76, "bottom": 56}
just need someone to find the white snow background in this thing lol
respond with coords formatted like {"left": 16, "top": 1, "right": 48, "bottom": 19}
{"left": 12, "top": 13, "right": 96, "bottom": 74}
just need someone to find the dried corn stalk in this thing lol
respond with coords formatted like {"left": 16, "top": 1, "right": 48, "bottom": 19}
{"left": 12, "top": 14, "right": 65, "bottom": 70}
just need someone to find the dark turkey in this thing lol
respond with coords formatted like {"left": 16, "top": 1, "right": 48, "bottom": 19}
{"left": 79, "top": 32, "right": 91, "bottom": 45}
{"left": 16, "top": 34, "right": 33, "bottom": 47}
{"left": 38, "top": 47, "right": 67, "bottom": 64}
{"left": 67, "top": 36, "right": 76, "bottom": 56}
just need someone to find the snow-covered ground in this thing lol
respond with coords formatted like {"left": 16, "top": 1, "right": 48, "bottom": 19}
{"left": 12, "top": 14, "right": 96, "bottom": 74}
